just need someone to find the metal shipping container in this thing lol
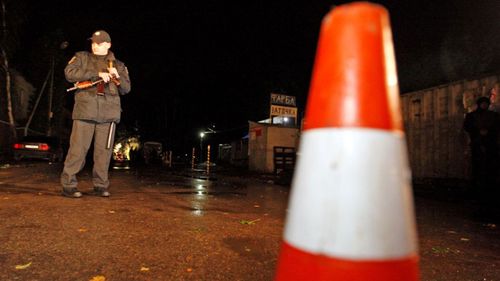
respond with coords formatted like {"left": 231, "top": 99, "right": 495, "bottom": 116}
{"left": 401, "top": 74, "right": 500, "bottom": 182}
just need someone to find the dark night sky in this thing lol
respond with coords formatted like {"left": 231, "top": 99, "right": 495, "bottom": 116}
{"left": 9, "top": 0, "right": 500, "bottom": 151}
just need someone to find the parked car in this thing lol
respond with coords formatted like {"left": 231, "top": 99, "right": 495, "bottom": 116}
{"left": 143, "top": 141, "right": 163, "bottom": 164}
{"left": 13, "top": 136, "right": 65, "bottom": 162}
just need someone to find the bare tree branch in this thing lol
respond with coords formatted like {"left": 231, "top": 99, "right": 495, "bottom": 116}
{"left": 1, "top": 0, "right": 17, "bottom": 139}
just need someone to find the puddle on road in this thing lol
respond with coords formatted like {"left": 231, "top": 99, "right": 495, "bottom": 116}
{"left": 172, "top": 204, "right": 235, "bottom": 215}
{"left": 163, "top": 191, "right": 245, "bottom": 196}
{"left": 150, "top": 176, "right": 248, "bottom": 196}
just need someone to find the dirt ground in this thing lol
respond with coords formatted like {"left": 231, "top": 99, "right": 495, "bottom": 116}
{"left": 0, "top": 162, "right": 499, "bottom": 281}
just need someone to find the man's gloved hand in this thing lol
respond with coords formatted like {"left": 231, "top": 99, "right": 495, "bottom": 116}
{"left": 98, "top": 72, "right": 112, "bottom": 83}
{"left": 107, "top": 67, "right": 120, "bottom": 78}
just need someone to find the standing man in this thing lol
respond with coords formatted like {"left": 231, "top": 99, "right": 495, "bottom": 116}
{"left": 463, "top": 96, "right": 500, "bottom": 202}
{"left": 61, "top": 30, "right": 131, "bottom": 198}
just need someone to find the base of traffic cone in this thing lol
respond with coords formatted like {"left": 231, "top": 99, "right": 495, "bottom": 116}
{"left": 275, "top": 242, "right": 419, "bottom": 281}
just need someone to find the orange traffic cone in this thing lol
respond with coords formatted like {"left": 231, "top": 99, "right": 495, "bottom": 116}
{"left": 274, "top": 2, "right": 419, "bottom": 281}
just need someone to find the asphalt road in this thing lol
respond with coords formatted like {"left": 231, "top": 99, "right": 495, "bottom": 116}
{"left": 0, "top": 162, "right": 499, "bottom": 281}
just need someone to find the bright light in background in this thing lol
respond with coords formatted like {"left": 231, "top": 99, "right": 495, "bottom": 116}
{"left": 199, "top": 132, "right": 205, "bottom": 163}
{"left": 192, "top": 209, "right": 203, "bottom": 216}
{"left": 113, "top": 137, "right": 140, "bottom": 161}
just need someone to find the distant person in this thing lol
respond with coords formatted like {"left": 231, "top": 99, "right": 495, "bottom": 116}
{"left": 61, "top": 30, "right": 131, "bottom": 198}
{"left": 463, "top": 96, "right": 500, "bottom": 199}
{"left": 487, "top": 87, "right": 499, "bottom": 113}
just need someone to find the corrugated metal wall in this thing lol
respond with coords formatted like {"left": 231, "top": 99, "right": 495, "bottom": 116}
{"left": 401, "top": 74, "right": 500, "bottom": 180}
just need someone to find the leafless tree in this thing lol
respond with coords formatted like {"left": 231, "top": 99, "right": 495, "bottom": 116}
{"left": 0, "top": 0, "right": 16, "bottom": 139}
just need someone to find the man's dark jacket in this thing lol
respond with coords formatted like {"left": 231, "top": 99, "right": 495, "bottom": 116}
{"left": 65, "top": 51, "right": 131, "bottom": 123}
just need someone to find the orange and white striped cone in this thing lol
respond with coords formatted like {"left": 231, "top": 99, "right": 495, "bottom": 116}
{"left": 274, "top": 2, "right": 419, "bottom": 281}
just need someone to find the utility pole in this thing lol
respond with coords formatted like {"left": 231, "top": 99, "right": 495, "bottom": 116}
{"left": 47, "top": 57, "right": 54, "bottom": 136}
{"left": 199, "top": 132, "right": 205, "bottom": 164}
{"left": 24, "top": 41, "right": 67, "bottom": 137}
{"left": 24, "top": 69, "right": 51, "bottom": 136}
{"left": 47, "top": 41, "right": 68, "bottom": 136}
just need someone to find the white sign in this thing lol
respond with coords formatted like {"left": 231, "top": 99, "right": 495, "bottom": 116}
{"left": 271, "top": 93, "right": 296, "bottom": 107}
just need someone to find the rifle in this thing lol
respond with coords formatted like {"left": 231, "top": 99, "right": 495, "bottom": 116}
{"left": 66, "top": 79, "right": 99, "bottom": 92}
{"left": 66, "top": 60, "right": 120, "bottom": 92}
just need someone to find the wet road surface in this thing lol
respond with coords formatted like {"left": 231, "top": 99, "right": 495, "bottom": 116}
{"left": 0, "top": 162, "right": 499, "bottom": 281}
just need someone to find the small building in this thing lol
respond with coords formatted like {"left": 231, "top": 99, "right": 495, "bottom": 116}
{"left": 218, "top": 137, "right": 248, "bottom": 167}
{"left": 248, "top": 121, "right": 300, "bottom": 173}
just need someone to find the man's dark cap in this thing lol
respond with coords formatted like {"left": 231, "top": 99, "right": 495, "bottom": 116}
{"left": 477, "top": 96, "right": 491, "bottom": 105}
{"left": 89, "top": 30, "right": 111, "bottom": 43}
